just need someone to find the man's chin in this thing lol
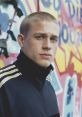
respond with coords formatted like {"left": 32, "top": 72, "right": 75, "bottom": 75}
{"left": 38, "top": 61, "right": 51, "bottom": 68}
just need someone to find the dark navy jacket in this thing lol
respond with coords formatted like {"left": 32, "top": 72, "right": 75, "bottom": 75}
{"left": 0, "top": 51, "right": 60, "bottom": 117}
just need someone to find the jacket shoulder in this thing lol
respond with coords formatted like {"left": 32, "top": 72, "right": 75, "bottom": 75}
{"left": 0, "top": 63, "right": 22, "bottom": 88}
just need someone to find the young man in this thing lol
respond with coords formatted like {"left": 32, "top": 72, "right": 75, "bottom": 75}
{"left": 0, "top": 12, "right": 60, "bottom": 117}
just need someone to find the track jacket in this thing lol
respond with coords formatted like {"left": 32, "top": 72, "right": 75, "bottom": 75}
{"left": 0, "top": 51, "right": 60, "bottom": 117}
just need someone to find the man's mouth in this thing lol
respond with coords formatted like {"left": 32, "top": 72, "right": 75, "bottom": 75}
{"left": 39, "top": 54, "right": 52, "bottom": 59}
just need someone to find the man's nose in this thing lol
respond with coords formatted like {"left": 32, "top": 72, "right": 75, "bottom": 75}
{"left": 42, "top": 38, "right": 51, "bottom": 50}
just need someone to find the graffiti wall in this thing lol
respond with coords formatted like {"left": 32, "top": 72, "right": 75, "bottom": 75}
{"left": 0, "top": 0, "right": 82, "bottom": 117}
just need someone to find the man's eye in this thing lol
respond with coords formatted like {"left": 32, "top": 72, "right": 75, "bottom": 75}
{"left": 50, "top": 37, "right": 58, "bottom": 42}
{"left": 35, "top": 36, "right": 43, "bottom": 40}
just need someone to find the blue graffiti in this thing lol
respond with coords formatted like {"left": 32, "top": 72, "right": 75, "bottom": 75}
{"left": 60, "top": 24, "right": 68, "bottom": 43}
{"left": 80, "top": 8, "right": 82, "bottom": 23}
{"left": 66, "top": 79, "right": 74, "bottom": 105}
{"left": 80, "top": 0, "right": 82, "bottom": 4}
{"left": 0, "top": 10, "right": 9, "bottom": 32}
{"left": 68, "top": 2, "right": 75, "bottom": 18}
{"left": 81, "top": 34, "right": 82, "bottom": 43}
{"left": 65, "top": 0, "right": 71, "bottom": 3}
{"left": 67, "top": 112, "right": 73, "bottom": 117}
{"left": 41, "top": 0, "right": 82, "bottom": 24}
{"left": 53, "top": 0, "right": 61, "bottom": 11}
{"left": 41, "top": 0, "right": 51, "bottom": 7}
{"left": 70, "top": 31, "right": 75, "bottom": 44}
{"left": 59, "top": 23, "right": 82, "bottom": 44}
{"left": 18, "top": 0, "right": 27, "bottom": 15}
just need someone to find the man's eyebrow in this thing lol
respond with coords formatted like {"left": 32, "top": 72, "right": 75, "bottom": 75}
{"left": 33, "top": 32, "right": 59, "bottom": 38}
{"left": 33, "top": 33, "right": 59, "bottom": 38}
{"left": 33, "top": 33, "right": 47, "bottom": 36}
{"left": 51, "top": 35, "right": 59, "bottom": 38}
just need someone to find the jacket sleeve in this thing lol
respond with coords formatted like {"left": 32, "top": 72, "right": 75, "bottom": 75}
{"left": 0, "top": 87, "right": 12, "bottom": 117}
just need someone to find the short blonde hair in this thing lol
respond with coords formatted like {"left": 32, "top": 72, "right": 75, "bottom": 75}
{"left": 20, "top": 12, "right": 58, "bottom": 37}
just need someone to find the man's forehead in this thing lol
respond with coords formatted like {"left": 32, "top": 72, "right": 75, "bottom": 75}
{"left": 31, "top": 21, "right": 59, "bottom": 32}
{"left": 26, "top": 20, "right": 59, "bottom": 39}
{"left": 40, "top": 21, "right": 60, "bottom": 36}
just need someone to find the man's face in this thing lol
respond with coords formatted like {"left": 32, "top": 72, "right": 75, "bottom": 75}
{"left": 19, "top": 21, "right": 59, "bottom": 68}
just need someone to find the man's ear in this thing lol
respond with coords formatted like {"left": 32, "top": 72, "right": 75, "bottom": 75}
{"left": 17, "top": 34, "right": 24, "bottom": 48}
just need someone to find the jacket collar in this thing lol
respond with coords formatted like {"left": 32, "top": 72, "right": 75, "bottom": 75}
{"left": 15, "top": 50, "right": 53, "bottom": 90}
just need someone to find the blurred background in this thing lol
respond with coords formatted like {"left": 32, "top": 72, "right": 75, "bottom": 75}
{"left": 0, "top": 0, "right": 82, "bottom": 117}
